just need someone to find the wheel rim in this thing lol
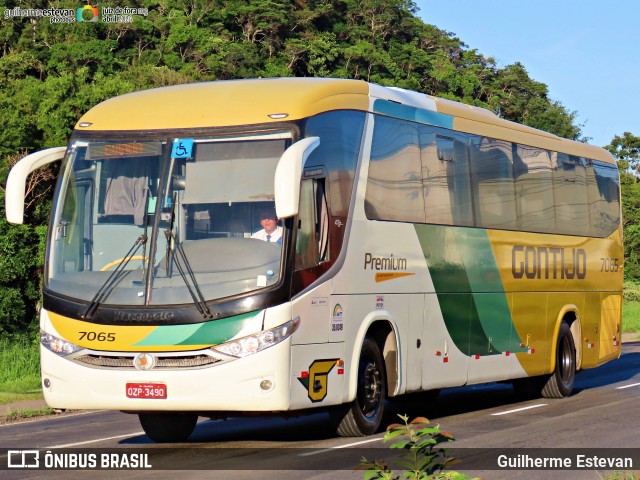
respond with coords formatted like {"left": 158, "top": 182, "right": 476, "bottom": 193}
{"left": 358, "top": 359, "right": 382, "bottom": 419}
{"left": 558, "top": 334, "right": 573, "bottom": 387}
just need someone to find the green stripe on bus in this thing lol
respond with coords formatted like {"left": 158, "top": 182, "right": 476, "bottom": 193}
{"left": 414, "top": 224, "right": 524, "bottom": 356}
{"left": 453, "top": 229, "right": 522, "bottom": 353}
{"left": 415, "top": 224, "right": 492, "bottom": 355}
{"left": 436, "top": 293, "right": 494, "bottom": 355}
{"left": 133, "top": 310, "right": 262, "bottom": 347}
{"left": 373, "top": 99, "right": 454, "bottom": 129}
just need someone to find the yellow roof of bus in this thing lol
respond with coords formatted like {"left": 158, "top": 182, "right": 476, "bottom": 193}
{"left": 75, "top": 77, "right": 615, "bottom": 165}
{"left": 76, "top": 77, "right": 369, "bottom": 131}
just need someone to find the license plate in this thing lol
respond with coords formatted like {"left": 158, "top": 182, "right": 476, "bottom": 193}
{"left": 126, "top": 383, "right": 167, "bottom": 399}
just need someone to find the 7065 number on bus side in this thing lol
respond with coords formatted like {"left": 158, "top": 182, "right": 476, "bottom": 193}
{"left": 601, "top": 258, "right": 620, "bottom": 272}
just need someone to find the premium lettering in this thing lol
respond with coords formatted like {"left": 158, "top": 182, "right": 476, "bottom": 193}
{"left": 364, "top": 253, "right": 407, "bottom": 271}
{"left": 512, "top": 246, "right": 587, "bottom": 280}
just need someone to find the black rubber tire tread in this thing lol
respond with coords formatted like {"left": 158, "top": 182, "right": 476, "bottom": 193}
{"left": 335, "top": 337, "right": 387, "bottom": 437}
{"left": 138, "top": 413, "right": 198, "bottom": 443}
{"left": 541, "top": 322, "right": 576, "bottom": 398}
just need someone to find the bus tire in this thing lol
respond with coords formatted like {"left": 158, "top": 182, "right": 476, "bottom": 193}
{"left": 138, "top": 413, "right": 198, "bottom": 443}
{"left": 333, "top": 337, "right": 386, "bottom": 437}
{"left": 541, "top": 322, "right": 576, "bottom": 398}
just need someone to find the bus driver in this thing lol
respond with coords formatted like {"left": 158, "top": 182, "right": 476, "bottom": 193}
{"left": 251, "top": 208, "right": 282, "bottom": 244}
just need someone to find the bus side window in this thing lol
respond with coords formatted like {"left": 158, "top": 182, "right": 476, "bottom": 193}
{"left": 588, "top": 162, "right": 621, "bottom": 237}
{"left": 59, "top": 179, "right": 93, "bottom": 272}
{"left": 552, "top": 153, "right": 589, "bottom": 236}
{"left": 429, "top": 132, "right": 474, "bottom": 227}
{"left": 295, "top": 178, "right": 329, "bottom": 270}
{"left": 469, "top": 136, "right": 516, "bottom": 229}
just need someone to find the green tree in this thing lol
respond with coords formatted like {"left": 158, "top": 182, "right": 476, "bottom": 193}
{"left": 0, "top": 152, "right": 55, "bottom": 334}
{"left": 0, "top": 0, "right": 590, "bottom": 332}
{"left": 606, "top": 132, "right": 640, "bottom": 176}
{"left": 605, "top": 133, "right": 640, "bottom": 281}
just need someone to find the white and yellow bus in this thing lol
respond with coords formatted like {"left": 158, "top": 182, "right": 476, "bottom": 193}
{"left": 5, "top": 78, "right": 623, "bottom": 441}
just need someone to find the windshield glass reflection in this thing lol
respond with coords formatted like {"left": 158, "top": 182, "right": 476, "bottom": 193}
{"left": 47, "top": 133, "right": 290, "bottom": 307}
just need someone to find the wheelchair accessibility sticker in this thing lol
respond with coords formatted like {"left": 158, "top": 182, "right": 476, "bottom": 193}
{"left": 171, "top": 138, "right": 194, "bottom": 159}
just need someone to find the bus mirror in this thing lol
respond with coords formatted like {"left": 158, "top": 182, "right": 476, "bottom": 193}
{"left": 5, "top": 147, "right": 67, "bottom": 224}
{"left": 274, "top": 137, "right": 320, "bottom": 219}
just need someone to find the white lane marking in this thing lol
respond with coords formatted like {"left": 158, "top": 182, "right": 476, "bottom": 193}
{"left": 45, "top": 431, "right": 145, "bottom": 448}
{"left": 299, "top": 437, "right": 383, "bottom": 457}
{"left": 491, "top": 404, "right": 547, "bottom": 416}
{"left": 0, "top": 410, "right": 97, "bottom": 428}
{"left": 617, "top": 382, "right": 640, "bottom": 390}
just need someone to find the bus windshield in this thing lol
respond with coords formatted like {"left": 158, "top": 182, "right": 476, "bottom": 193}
{"left": 47, "top": 133, "right": 290, "bottom": 307}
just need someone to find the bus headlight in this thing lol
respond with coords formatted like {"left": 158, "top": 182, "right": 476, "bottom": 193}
{"left": 211, "top": 317, "right": 300, "bottom": 358}
{"left": 40, "top": 330, "right": 83, "bottom": 356}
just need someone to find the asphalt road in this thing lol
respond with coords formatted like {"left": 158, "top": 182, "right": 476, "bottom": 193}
{"left": 2, "top": 342, "right": 639, "bottom": 480}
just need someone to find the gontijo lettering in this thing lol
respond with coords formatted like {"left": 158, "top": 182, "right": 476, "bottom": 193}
{"left": 364, "top": 253, "right": 407, "bottom": 270}
{"left": 512, "top": 246, "right": 587, "bottom": 280}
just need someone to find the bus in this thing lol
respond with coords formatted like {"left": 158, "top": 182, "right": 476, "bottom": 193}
{"left": 5, "top": 78, "right": 623, "bottom": 441}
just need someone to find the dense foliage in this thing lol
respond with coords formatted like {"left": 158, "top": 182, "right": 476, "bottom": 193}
{"left": 0, "top": 0, "right": 628, "bottom": 333}
{"left": 605, "top": 133, "right": 640, "bottom": 281}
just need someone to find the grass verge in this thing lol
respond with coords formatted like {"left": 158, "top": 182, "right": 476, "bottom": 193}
{"left": 4, "top": 408, "right": 55, "bottom": 422}
{"left": 0, "top": 335, "right": 43, "bottom": 406}
{"left": 622, "top": 301, "right": 640, "bottom": 334}
{"left": 0, "top": 391, "right": 43, "bottom": 405}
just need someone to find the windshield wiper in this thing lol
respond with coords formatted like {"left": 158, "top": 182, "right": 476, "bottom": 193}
{"left": 83, "top": 234, "right": 147, "bottom": 320}
{"left": 163, "top": 193, "right": 212, "bottom": 319}
{"left": 165, "top": 230, "right": 212, "bottom": 319}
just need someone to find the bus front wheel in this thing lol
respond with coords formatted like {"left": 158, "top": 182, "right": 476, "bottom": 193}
{"left": 138, "top": 413, "right": 198, "bottom": 443}
{"left": 333, "top": 337, "right": 387, "bottom": 437}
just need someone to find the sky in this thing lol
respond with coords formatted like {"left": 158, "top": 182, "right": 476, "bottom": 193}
{"left": 414, "top": 0, "right": 640, "bottom": 147}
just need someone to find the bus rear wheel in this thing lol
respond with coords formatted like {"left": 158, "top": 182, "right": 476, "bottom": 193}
{"left": 333, "top": 337, "right": 386, "bottom": 437}
{"left": 541, "top": 322, "right": 576, "bottom": 398}
{"left": 512, "top": 322, "right": 576, "bottom": 399}
{"left": 138, "top": 413, "right": 198, "bottom": 443}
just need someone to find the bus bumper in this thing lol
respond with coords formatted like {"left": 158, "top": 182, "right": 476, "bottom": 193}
{"left": 40, "top": 339, "right": 292, "bottom": 412}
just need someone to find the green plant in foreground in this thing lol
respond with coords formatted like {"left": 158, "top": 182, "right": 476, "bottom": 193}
{"left": 600, "top": 471, "right": 639, "bottom": 480}
{"left": 359, "top": 414, "right": 475, "bottom": 480}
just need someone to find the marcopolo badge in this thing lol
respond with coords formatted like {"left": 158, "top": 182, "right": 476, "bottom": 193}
{"left": 133, "top": 353, "right": 156, "bottom": 371}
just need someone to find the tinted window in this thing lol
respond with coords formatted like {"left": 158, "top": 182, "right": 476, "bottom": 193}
{"left": 588, "top": 162, "right": 621, "bottom": 237}
{"left": 304, "top": 110, "right": 365, "bottom": 218}
{"left": 301, "top": 110, "right": 365, "bottom": 268}
{"left": 422, "top": 130, "right": 474, "bottom": 226}
{"left": 365, "top": 114, "right": 620, "bottom": 237}
{"left": 553, "top": 153, "right": 589, "bottom": 236}
{"left": 469, "top": 137, "right": 516, "bottom": 229}
{"left": 365, "top": 116, "right": 424, "bottom": 222}
{"left": 514, "top": 145, "right": 555, "bottom": 233}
